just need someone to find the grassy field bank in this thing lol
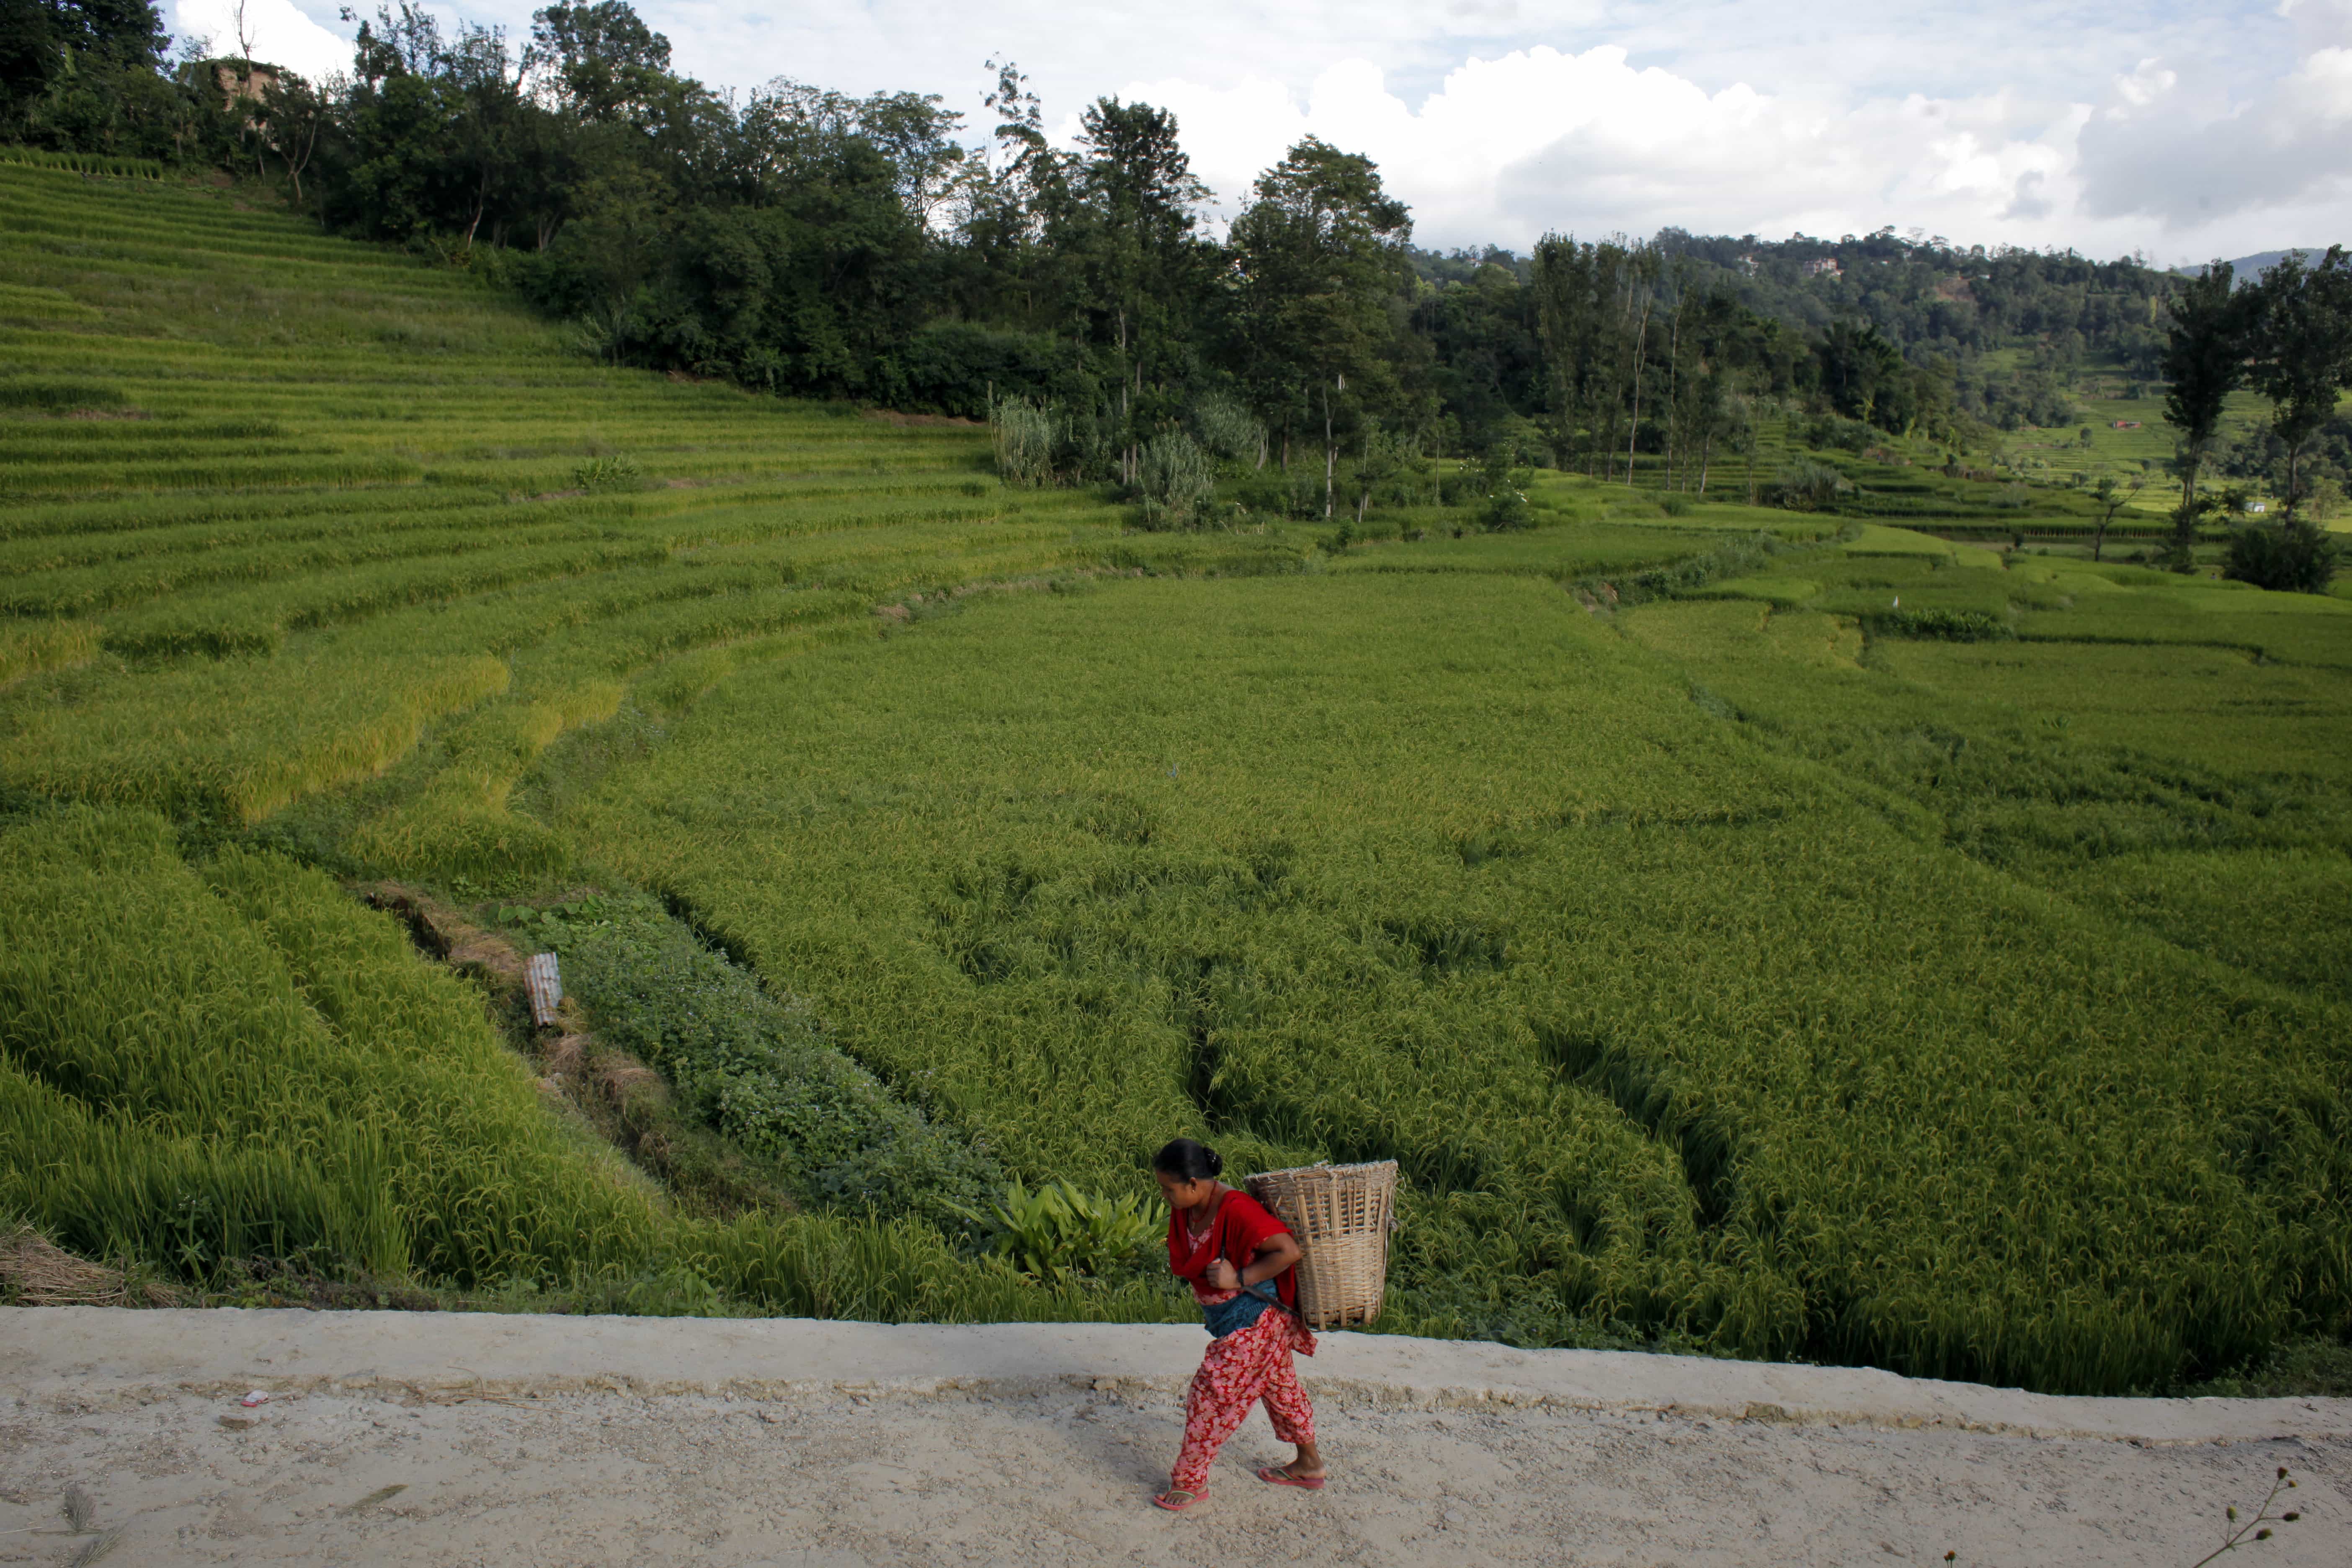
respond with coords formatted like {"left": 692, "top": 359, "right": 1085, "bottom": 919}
{"left": 3, "top": 165, "right": 2348, "bottom": 1396}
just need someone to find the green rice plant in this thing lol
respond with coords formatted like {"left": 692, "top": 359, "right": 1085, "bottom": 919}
{"left": 1565, "top": 530, "right": 1831, "bottom": 607}
{"left": 0, "top": 379, "right": 125, "bottom": 411}
{"left": 0, "top": 619, "right": 98, "bottom": 687}
{"left": 4, "top": 163, "right": 2348, "bottom": 1387}
{"left": 557, "top": 569, "right": 2352, "bottom": 1389}
{"left": 0, "top": 808, "right": 664, "bottom": 1284}
{"left": 1, "top": 646, "right": 512, "bottom": 821}
{"left": 575, "top": 453, "right": 641, "bottom": 491}
{"left": 0, "top": 146, "right": 168, "bottom": 179}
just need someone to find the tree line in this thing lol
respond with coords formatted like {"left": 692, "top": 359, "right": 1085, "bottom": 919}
{"left": 2159, "top": 249, "right": 2351, "bottom": 588}
{"left": 8, "top": 0, "right": 2338, "bottom": 553}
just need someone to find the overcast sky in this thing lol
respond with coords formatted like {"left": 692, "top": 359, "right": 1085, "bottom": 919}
{"left": 173, "top": 0, "right": 2351, "bottom": 264}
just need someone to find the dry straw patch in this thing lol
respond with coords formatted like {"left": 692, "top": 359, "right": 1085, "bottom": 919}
{"left": 0, "top": 1225, "right": 171, "bottom": 1306}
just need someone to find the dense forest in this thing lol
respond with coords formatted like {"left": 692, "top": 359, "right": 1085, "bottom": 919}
{"left": 3, "top": 0, "right": 2345, "bottom": 533}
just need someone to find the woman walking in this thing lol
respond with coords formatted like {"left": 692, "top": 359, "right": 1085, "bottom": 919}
{"left": 1150, "top": 1137, "right": 1326, "bottom": 1512}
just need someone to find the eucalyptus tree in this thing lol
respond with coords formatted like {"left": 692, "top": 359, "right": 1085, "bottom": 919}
{"left": 1227, "top": 137, "right": 1412, "bottom": 514}
{"left": 1061, "top": 96, "right": 1211, "bottom": 479}
{"left": 1407, "top": 252, "right": 1542, "bottom": 456}
{"left": 250, "top": 68, "right": 330, "bottom": 208}
{"left": 1530, "top": 235, "right": 1636, "bottom": 478}
{"left": 1617, "top": 243, "right": 1658, "bottom": 485}
{"left": 949, "top": 57, "right": 1062, "bottom": 332}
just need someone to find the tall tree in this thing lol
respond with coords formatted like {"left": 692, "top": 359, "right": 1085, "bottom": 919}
{"left": 527, "top": 0, "right": 669, "bottom": 123}
{"left": 1816, "top": 320, "right": 1908, "bottom": 428}
{"left": 3, "top": 0, "right": 178, "bottom": 151}
{"left": 1618, "top": 245, "right": 1656, "bottom": 486}
{"left": 1228, "top": 137, "right": 1411, "bottom": 514}
{"left": 1529, "top": 234, "right": 1633, "bottom": 478}
{"left": 2246, "top": 246, "right": 2352, "bottom": 530}
{"left": 1064, "top": 96, "right": 1208, "bottom": 477}
{"left": 2160, "top": 260, "right": 2253, "bottom": 514}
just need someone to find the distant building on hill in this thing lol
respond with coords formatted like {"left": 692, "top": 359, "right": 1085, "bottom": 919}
{"left": 2244, "top": 500, "right": 2267, "bottom": 514}
{"left": 210, "top": 61, "right": 280, "bottom": 109}
{"left": 2111, "top": 419, "right": 2141, "bottom": 429}
{"left": 1804, "top": 258, "right": 1842, "bottom": 278}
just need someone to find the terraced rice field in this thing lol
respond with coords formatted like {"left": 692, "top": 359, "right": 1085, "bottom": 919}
{"left": 0, "top": 165, "right": 1283, "bottom": 860}
{"left": 3, "top": 164, "right": 2349, "bottom": 1398}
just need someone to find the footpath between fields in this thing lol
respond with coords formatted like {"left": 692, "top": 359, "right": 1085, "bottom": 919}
{"left": 3, "top": 1309, "right": 2344, "bottom": 1565}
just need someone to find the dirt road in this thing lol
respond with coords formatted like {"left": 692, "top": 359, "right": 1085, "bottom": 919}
{"left": 2, "top": 1309, "right": 2344, "bottom": 1565}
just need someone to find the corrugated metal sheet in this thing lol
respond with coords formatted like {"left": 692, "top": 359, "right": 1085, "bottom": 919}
{"left": 524, "top": 952, "right": 562, "bottom": 1029}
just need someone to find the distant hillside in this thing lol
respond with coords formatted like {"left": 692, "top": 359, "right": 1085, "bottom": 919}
{"left": 2175, "top": 250, "right": 2326, "bottom": 278}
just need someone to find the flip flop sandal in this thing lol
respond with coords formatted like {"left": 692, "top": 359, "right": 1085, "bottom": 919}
{"left": 1257, "top": 1466, "right": 1327, "bottom": 1490}
{"left": 1152, "top": 1488, "right": 1207, "bottom": 1512}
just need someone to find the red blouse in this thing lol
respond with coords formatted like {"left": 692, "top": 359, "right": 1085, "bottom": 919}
{"left": 1166, "top": 1188, "right": 1297, "bottom": 1309}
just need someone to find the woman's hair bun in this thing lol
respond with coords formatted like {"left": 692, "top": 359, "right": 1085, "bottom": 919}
{"left": 1153, "top": 1137, "right": 1222, "bottom": 1182}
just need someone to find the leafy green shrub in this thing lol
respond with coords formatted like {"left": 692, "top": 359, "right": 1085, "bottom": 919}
{"left": 1186, "top": 392, "right": 1264, "bottom": 464}
{"left": 1574, "top": 531, "right": 1820, "bottom": 607}
{"left": 1804, "top": 413, "right": 1874, "bottom": 452}
{"left": 1230, "top": 464, "right": 1328, "bottom": 519}
{"left": 969, "top": 1178, "right": 1157, "bottom": 1282}
{"left": 1863, "top": 607, "right": 2014, "bottom": 640}
{"left": 1481, "top": 444, "right": 1532, "bottom": 532}
{"left": 1137, "top": 431, "right": 1216, "bottom": 530}
{"left": 990, "top": 398, "right": 1057, "bottom": 487}
{"left": 1771, "top": 460, "right": 1854, "bottom": 511}
{"left": 517, "top": 895, "right": 1001, "bottom": 1235}
{"left": 574, "top": 454, "right": 640, "bottom": 491}
{"left": 882, "top": 321, "right": 1065, "bottom": 419}
{"left": 2224, "top": 524, "right": 2340, "bottom": 594}
{"left": 680, "top": 1208, "right": 1186, "bottom": 1322}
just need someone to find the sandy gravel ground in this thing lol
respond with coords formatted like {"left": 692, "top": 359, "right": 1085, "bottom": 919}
{"left": 2, "top": 1310, "right": 2344, "bottom": 1566}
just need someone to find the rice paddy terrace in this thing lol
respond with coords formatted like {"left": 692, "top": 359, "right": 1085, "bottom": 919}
{"left": 3, "top": 163, "right": 2350, "bottom": 1399}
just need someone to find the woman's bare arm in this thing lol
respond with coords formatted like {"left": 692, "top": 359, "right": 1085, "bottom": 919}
{"left": 1206, "top": 1233, "right": 1301, "bottom": 1291}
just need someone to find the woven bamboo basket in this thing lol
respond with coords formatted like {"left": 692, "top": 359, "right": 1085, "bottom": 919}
{"left": 1245, "top": 1161, "right": 1398, "bottom": 1329}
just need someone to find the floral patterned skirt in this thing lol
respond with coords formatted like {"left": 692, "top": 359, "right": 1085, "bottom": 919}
{"left": 1169, "top": 1305, "right": 1317, "bottom": 1492}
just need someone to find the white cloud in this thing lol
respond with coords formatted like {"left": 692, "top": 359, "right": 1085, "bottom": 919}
{"left": 1113, "top": 48, "right": 2089, "bottom": 252}
{"left": 173, "top": 0, "right": 353, "bottom": 80}
{"left": 149, "top": 0, "right": 2352, "bottom": 261}
{"left": 2108, "top": 59, "right": 2177, "bottom": 116}
{"left": 2076, "top": 0, "right": 2352, "bottom": 238}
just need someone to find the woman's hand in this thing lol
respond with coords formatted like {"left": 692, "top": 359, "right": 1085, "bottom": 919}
{"left": 1204, "top": 1258, "right": 1241, "bottom": 1291}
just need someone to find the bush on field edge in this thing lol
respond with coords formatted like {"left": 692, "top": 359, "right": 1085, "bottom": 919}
{"left": 1862, "top": 606, "right": 2014, "bottom": 641}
